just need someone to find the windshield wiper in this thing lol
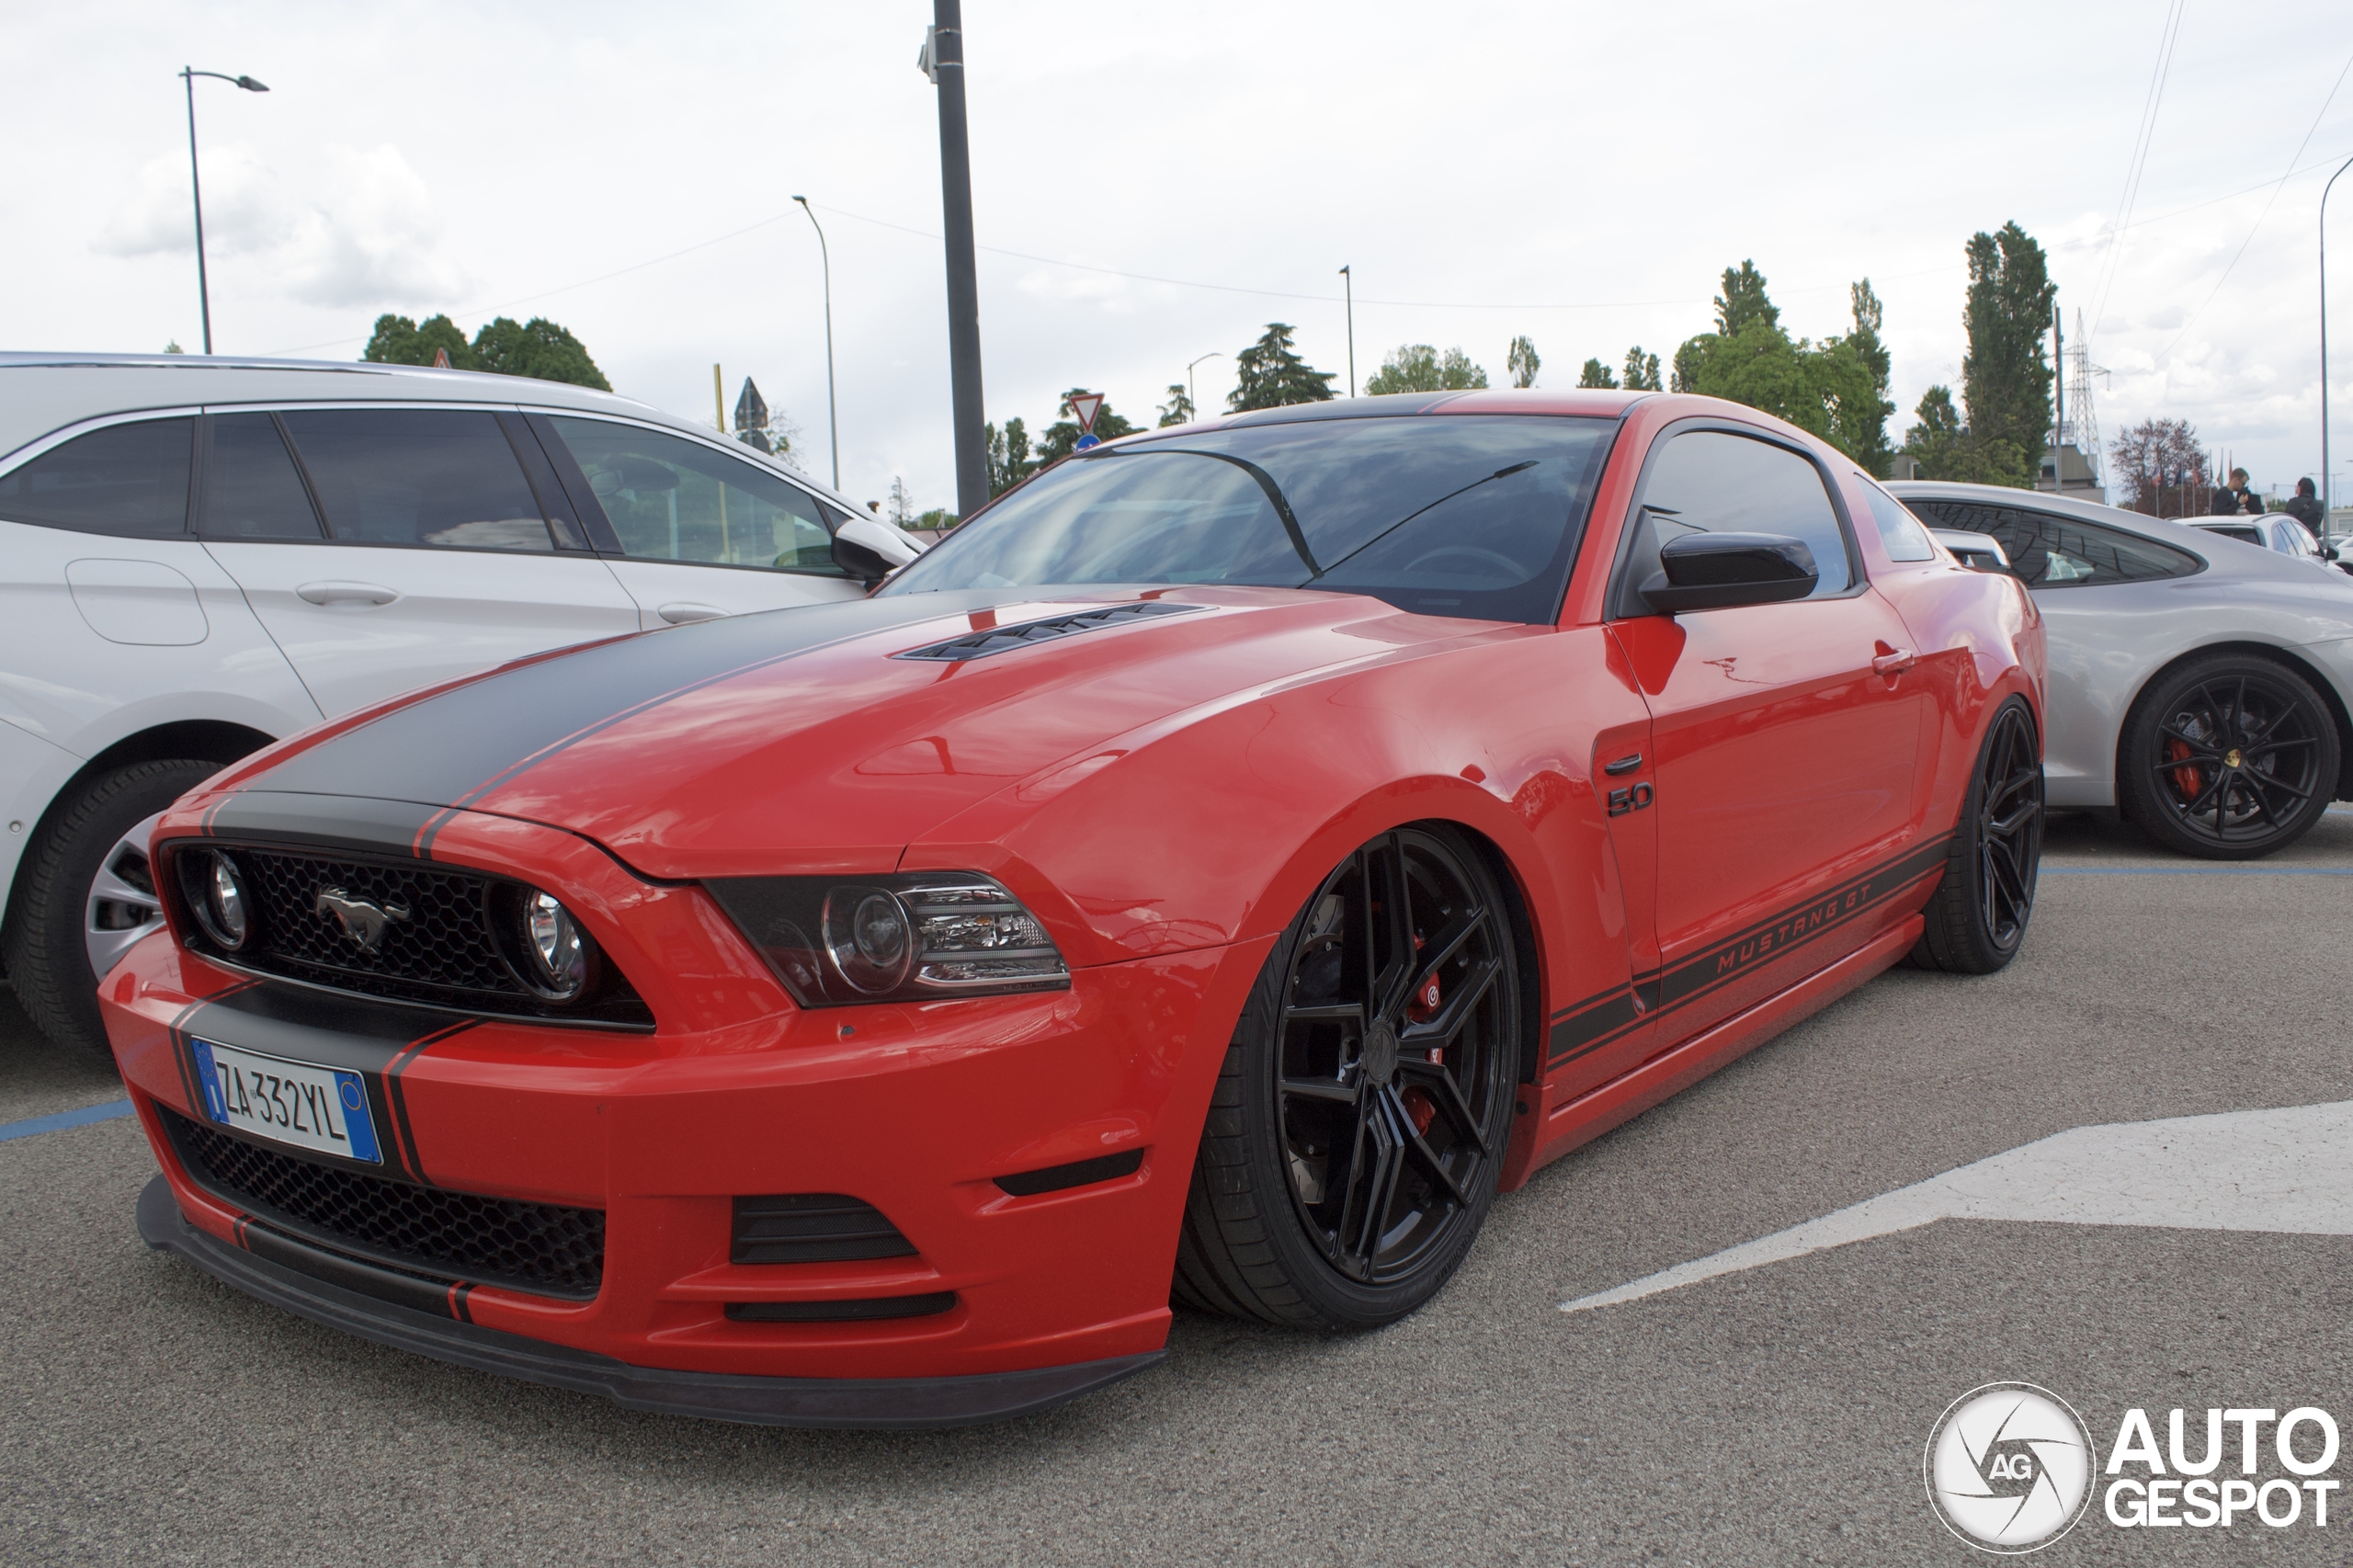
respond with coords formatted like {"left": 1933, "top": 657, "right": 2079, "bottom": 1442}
{"left": 1312, "top": 460, "right": 1540, "bottom": 579}
{"left": 1082, "top": 445, "right": 1321, "bottom": 578}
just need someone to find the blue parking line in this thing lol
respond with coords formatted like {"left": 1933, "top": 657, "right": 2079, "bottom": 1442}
{"left": 2043, "top": 866, "right": 2353, "bottom": 876}
{"left": 0, "top": 1098, "right": 135, "bottom": 1142}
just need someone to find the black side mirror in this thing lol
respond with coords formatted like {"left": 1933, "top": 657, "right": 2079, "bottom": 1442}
{"left": 831, "top": 533, "right": 893, "bottom": 583}
{"left": 1640, "top": 532, "right": 1818, "bottom": 613}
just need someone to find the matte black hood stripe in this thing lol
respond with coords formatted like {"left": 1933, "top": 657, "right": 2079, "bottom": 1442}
{"left": 245, "top": 594, "right": 1012, "bottom": 813}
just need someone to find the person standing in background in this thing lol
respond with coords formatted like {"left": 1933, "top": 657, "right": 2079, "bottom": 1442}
{"left": 2210, "top": 467, "right": 2263, "bottom": 516}
{"left": 2284, "top": 476, "right": 2325, "bottom": 534}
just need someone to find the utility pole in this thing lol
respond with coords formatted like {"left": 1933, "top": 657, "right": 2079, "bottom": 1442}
{"left": 922, "top": 3, "right": 988, "bottom": 518}
{"left": 180, "top": 67, "right": 268, "bottom": 355}
{"left": 2324, "top": 153, "right": 2353, "bottom": 547}
{"left": 2052, "top": 304, "right": 2064, "bottom": 469}
{"left": 1339, "top": 266, "right": 1356, "bottom": 398}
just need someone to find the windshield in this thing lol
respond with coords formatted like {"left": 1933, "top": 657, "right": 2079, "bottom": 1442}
{"left": 881, "top": 415, "right": 1616, "bottom": 623}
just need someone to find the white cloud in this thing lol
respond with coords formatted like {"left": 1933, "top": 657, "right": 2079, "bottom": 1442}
{"left": 2143, "top": 304, "right": 2188, "bottom": 330}
{"left": 97, "top": 142, "right": 468, "bottom": 310}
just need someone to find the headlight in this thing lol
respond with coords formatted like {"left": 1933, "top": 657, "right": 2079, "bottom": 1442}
{"left": 177, "top": 848, "right": 255, "bottom": 951}
{"left": 491, "top": 884, "right": 598, "bottom": 1001}
{"left": 707, "top": 874, "right": 1069, "bottom": 1007}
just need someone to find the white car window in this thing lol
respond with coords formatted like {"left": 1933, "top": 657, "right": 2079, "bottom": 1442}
{"left": 280, "top": 409, "right": 556, "bottom": 552}
{"left": 0, "top": 418, "right": 194, "bottom": 538}
{"left": 546, "top": 417, "right": 845, "bottom": 576}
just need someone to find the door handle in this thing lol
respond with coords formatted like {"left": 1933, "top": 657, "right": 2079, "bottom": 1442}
{"left": 657, "top": 602, "right": 727, "bottom": 624}
{"left": 296, "top": 581, "right": 399, "bottom": 606}
{"left": 1871, "top": 648, "right": 1915, "bottom": 676}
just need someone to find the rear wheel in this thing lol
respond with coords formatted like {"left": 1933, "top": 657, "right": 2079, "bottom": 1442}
{"left": 2118, "top": 654, "right": 2339, "bottom": 860}
{"left": 1173, "top": 824, "right": 1520, "bottom": 1330}
{"left": 1909, "top": 698, "right": 2042, "bottom": 974}
{"left": 3, "top": 759, "right": 222, "bottom": 1066}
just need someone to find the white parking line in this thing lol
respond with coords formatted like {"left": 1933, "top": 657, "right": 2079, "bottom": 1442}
{"left": 1560, "top": 1100, "right": 2353, "bottom": 1315}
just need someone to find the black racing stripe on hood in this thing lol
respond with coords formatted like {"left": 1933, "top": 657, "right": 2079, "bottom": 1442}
{"left": 247, "top": 593, "right": 1007, "bottom": 811}
{"left": 182, "top": 792, "right": 447, "bottom": 858}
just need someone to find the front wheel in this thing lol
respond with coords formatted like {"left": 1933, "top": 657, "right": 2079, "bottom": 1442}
{"left": 1909, "top": 698, "right": 2043, "bottom": 974}
{"left": 1173, "top": 824, "right": 1521, "bottom": 1330}
{"left": 2118, "top": 654, "right": 2340, "bottom": 860}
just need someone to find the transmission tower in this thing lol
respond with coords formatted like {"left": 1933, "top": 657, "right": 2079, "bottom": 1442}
{"left": 2060, "top": 308, "right": 2108, "bottom": 485}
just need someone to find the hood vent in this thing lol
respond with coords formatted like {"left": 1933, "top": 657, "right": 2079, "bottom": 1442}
{"left": 893, "top": 600, "right": 1203, "bottom": 662}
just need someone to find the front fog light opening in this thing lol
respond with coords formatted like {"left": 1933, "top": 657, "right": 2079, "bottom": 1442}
{"left": 492, "top": 884, "right": 598, "bottom": 1001}
{"left": 706, "top": 872, "right": 1072, "bottom": 1007}
{"left": 178, "top": 848, "right": 255, "bottom": 952}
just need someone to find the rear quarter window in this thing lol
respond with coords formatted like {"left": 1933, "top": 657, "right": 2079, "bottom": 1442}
{"left": 1906, "top": 499, "right": 2200, "bottom": 587}
{"left": 1857, "top": 481, "right": 1937, "bottom": 562}
{"left": 0, "top": 418, "right": 194, "bottom": 537}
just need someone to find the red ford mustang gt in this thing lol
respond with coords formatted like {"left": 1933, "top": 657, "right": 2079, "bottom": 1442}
{"left": 102, "top": 390, "right": 2045, "bottom": 1427}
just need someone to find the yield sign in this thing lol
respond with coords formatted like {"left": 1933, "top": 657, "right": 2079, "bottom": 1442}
{"left": 1067, "top": 392, "right": 1105, "bottom": 433}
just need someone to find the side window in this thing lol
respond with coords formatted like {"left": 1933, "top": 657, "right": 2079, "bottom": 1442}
{"left": 1623, "top": 429, "right": 1851, "bottom": 608}
{"left": 279, "top": 409, "right": 555, "bottom": 552}
{"left": 201, "top": 414, "right": 324, "bottom": 539}
{"left": 1905, "top": 500, "right": 2200, "bottom": 587}
{"left": 0, "top": 417, "right": 193, "bottom": 538}
{"left": 1857, "top": 480, "right": 1937, "bottom": 562}
{"left": 544, "top": 417, "right": 843, "bottom": 574}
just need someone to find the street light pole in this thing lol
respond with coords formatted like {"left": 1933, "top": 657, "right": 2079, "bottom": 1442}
{"left": 921, "top": 1, "right": 988, "bottom": 519}
{"left": 1187, "top": 351, "right": 1224, "bottom": 422}
{"left": 791, "top": 196, "right": 840, "bottom": 491}
{"left": 1339, "top": 265, "right": 1355, "bottom": 397}
{"left": 179, "top": 67, "right": 267, "bottom": 355}
{"left": 2323, "top": 153, "right": 2353, "bottom": 548}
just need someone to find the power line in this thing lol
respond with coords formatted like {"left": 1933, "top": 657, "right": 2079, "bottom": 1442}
{"left": 2150, "top": 47, "right": 2353, "bottom": 367}
{"left": 2088, "top": 0, "right": 2190, "bottom": 347}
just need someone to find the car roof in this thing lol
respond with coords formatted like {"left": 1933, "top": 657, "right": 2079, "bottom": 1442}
{"left": 0, "top": 352, "right": 870, "bottom": 517}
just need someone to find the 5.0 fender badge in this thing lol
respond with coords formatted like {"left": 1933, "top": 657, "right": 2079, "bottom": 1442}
{"left": 314, "top": 887, "right": 411, "bottom": 951}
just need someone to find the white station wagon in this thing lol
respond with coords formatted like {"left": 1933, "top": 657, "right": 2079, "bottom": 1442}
{"left": 0, "top": 353, "right": 920, "bottom": 1062}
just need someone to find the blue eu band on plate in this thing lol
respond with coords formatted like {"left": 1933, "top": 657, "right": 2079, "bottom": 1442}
{"left": 191, "top": 1038, "right": 381, "bottom": 1164}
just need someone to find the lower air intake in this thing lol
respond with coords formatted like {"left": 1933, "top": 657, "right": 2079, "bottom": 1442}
{"left": 732, "top": 1194, "right": 917, "bottom": 1264}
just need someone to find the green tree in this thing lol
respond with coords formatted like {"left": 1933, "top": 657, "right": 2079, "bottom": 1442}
{"left": 984, "top": 416, "right": 1035, "bottom": 497}
{"left": 1229, "top": 323, "right": 1337, "bottom": 410}
{"left": 1035, "top": 388, "right": 1140, "bottom": 467}
{"left": 1670, "top": 262, "right": 1893, "bottom": 470}
{"left": 1827, "top": 281, "right": 1894, "bottom": 477}
{"left": 1621, "top": 347, "right": 1661, "bottom": 392}
{"left": 1904, "top": 385, "right": 2028, "bottom": 486}
{"left": 467, "top": 316, "right": 610, "bottom": 390}
{"left": 1577, "top": 358, "right": 1619, "bottom": 389}
{"left": 1506, "top": 335, "right": 1540, "bottom": 389}
{"left": 362, "top": 312, "right": 475, "bottom": 369}
{"left": 1157, "top": 383, "right": 1195, "bottom": 426}
{"left": 1961, "top": 222, "right": 2056, "bottom": 481}
{"left": 1362, "top": 343, "right": 1488, "bottom": 395}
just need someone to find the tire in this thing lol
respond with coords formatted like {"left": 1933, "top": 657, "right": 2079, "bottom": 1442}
{"left": 1909, "top": 698, "right": 2043, "bottom": 975}
{"left": 1173, "top": 824, "right": 1522, "bottom": 1330}
{"left": 2, "top": 759, "right": 222, "bottom": 1066}
{"left": 2118, "top": 653, "right": 2341, "bottom": 860}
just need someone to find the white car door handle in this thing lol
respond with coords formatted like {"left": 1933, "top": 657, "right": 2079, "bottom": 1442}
{"left": 657, "top": 602, "right": 727, "bottom": 624}
{"left": 297, "top": 581, "right": 400, "bottom": 607}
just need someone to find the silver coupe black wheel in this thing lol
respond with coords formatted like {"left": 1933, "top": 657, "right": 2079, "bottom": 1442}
{"left": 2120, "top": 655, "right": 2340, "bottom": 860}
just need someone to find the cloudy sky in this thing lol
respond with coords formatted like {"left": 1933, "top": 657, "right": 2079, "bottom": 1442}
{"left": 5, "top": 1, "right": 2350, "bottom": 510}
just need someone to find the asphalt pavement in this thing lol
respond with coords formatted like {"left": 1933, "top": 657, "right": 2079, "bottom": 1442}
{"left": 2, "top": 809, "right": 2347, "bottom": 1565}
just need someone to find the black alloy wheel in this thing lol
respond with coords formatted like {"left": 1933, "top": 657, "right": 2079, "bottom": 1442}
{"left": 1174, "top": 824, "right": 1520, "bottom": 1330}
{"left": 1909, "top": 698, "right": 2043, "bottom": 974}
{"left": 2119, "top": 654, "right": 2341, "bottom": 861}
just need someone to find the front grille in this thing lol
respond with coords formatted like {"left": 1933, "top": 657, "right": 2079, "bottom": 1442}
{"left": 176, "top": 844, "right": 650, "bottom": 1026}
{"left": 162, "top": 1105, "right": 605, "bottom": 1299}
{"left": 239, "top": 848, "right": 526, "bottom": 997}
{"left": 892, "top": 600, "right": 1201, "bottom": 661}
{"left": 732, "top": 1194, "right": 916, "bottom": 1264}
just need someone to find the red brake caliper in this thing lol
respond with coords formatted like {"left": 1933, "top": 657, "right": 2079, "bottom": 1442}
{"left": 1404, "top": 957, "right": 1440, "bottom": 1135}
{"left": 2165, "top": 737, "right": 2201, "bottom": 801}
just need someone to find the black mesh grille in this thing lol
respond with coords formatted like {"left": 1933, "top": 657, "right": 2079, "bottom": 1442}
{"left": 892, "top": 600, "right": 1201, "bottom": 661}
{"left": 239, "top": 849, "right": 526, "bottom": 996}
{"left": 162, "top": 1105, "right": 604, "bottom": 1299}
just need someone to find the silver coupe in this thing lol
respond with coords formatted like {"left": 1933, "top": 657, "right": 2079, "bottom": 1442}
{"left": 1891, "top": 481, "right": 2353, "bottom": 859}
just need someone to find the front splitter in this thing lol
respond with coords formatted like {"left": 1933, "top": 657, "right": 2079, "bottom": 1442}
{"left": 136, "top": 1175, "right": 1164, "bottom": 1429}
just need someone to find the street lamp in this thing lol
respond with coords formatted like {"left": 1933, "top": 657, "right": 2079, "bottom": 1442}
{"left": 1339, "top": 265, "right": 1355, "bottom": 397}
{"left": 180, "top": 67, "right": 268, "bottom": 356}
{"left": 1187, "top": 351, "right": 1225, "bottom": 421}
{"left": 790, "top": 196, "right": 840, "bottom": 491}
{"left": 2321, "top": 152, "right": 2353, "bottom": 548}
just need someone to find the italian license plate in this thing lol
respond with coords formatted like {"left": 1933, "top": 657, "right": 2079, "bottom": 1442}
{"left": 191, "top": 1038, "right": 381, "bottom": 1164}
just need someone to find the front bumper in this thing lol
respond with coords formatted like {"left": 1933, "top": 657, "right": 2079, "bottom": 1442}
{"left": 105, "top": 925, "right": 1266, "bottom": 1426}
